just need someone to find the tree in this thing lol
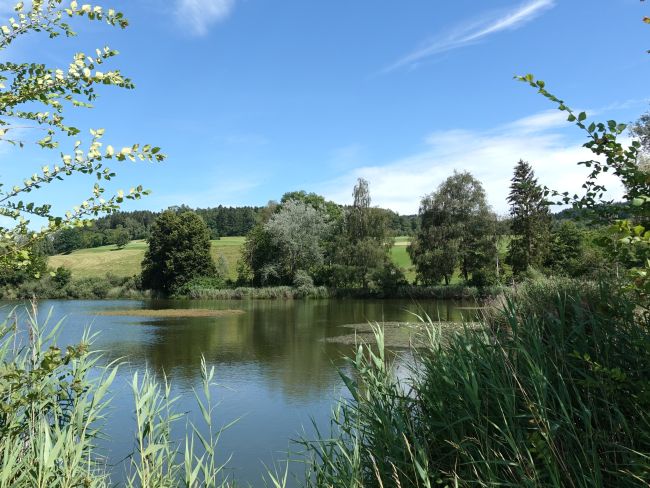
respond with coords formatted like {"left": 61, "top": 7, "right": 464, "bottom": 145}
{"left": 631, "top": 108, "right": 650, "bottom": 154}
{"left": 0, "top": 1, "right": 164, "bottom": 276}
{"left": 325, "top": 178, "right": 396, "bottom": 289}
{"left": 53, "top": 227, "right": 83, "bottom": 254}
{"left": 264, "top": 200, "right": 331, "bottom": 280}
{"left": 409, "top": 171, "right": 496, "bottom": 285}
{"left": 239, "top": 200, "right": 330, "bottom": 285}
{"left": 544, "top": 220, "right": 587, "bottom": 277}
{"left": 518, "top": 70, "right": 650, "bottom": 301}
{"left": 114, "top": 227, "right": 130, "bottom": 249}
{"left": 506, "top": 160, "right": 551, "bottom": 275}
{"left": 280, "top": 190, "right": 343, "bottom": 222}
{"left": 141, "top": 211, "right": 216, "bottom": 293}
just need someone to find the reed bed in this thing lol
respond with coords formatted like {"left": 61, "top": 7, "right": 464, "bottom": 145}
{"left": 299, "top": 279, "right": 650, "bottom": 487}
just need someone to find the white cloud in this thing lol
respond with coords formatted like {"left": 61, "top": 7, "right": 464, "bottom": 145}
{"left": 383, "top": 0, "right": 555, "bottom": 73}
{"left": 318, "top": 110, "right": 625, "bottom": 215}
{"left": 175, "top": 0, "right": 236, "bottom": 36}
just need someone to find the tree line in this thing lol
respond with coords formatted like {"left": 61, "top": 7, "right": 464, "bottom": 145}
{"left": 137, "top": 150, "right": 648, "bottom": 294}
{"left": 45, "top": 202, "right": 418, "bottom": 255}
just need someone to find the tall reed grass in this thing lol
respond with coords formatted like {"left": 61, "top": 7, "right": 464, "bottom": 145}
{"left": 0, "top": 304, "right": 237, "bottom": 487}
{"left": 299, "top": 279, "right": 650, "bottom": 487}
{"left": 2, "top": 277, "right": 648, "bottom": 487}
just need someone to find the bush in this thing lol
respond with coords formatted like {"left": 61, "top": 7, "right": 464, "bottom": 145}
{"left": 469, "top": 266, "right": 500, "bottom": 287}
{"left": 293, "top": 269, "right": 314, "bottom": 288}
{"left": 301, "top": 280, "right": 650, "bottom": 487}
{"left": 369, "top": 262, "right": 407, "bottom": 293}
{"left": 52, "top": 266, "right": 72, "bottom": 288}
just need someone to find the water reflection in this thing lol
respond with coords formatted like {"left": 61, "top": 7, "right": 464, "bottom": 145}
{"left": 1, "top": 297, "right": 473, "bottom": 486}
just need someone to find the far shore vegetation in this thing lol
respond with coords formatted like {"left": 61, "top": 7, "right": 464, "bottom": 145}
{"left": 96, "top": 308, "right": 245, "bottom": 318}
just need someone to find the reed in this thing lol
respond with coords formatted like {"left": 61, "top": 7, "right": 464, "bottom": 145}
{"left": 299, "top": 279, "right": 650, "bottom": 487}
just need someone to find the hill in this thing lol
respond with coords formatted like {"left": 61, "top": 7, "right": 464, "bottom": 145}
{"left": 49, "top": 236, "right": 417, "bottom": 283}
{"left": 49, "top": 237, "right": 246, "bottom": 281}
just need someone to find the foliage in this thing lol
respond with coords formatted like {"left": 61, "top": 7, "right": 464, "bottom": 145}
{"left": 301, "top": 280, "right": 650, "bottom": 487}
{"left": 0, "top": 0, "right": 164, "bottom": 276}
{"left": 238, "top": 200, "right": 330, "bottom": 286}
{"left": 141, "top": 211, "right": 216, "bottom": 293}
{"left": 409, "top": 171, "right": 497, "bottom": 285}
{"left": 264, "top": 200, "right": 331, "bottom": 281}
{"left": 0, "top": 307, "right": 236, "bottom": 487}
{"left": 631, "top": 107, "right": 650, "bottom": 154}
{"left": 0, "top": 241, "right": 47, "bottom": 286}
{"left": 51, "top": 265, "right": 72, "bottom": 287}
{"left": 506, "top": 159, "right": 551, "bottom": 275}
{"left": 114, "top": 227, "right": 130, "bottom": 249}
{"left": 543, "top": 220, "right": 608, "bottom": 277}
{"left": 281, "top": 190, "right": 343, "bottom": 222}
{"left": 517, "top": 75, "right": 650, "bottom": 303}
{"left": 52, "top": 227, "right": 83, "bottom": 254}
{"left": 325, "top": 178, "right": 396, "bottom": 289}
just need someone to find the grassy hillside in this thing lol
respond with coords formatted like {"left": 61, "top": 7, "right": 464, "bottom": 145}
{"left": 49, "top": 236, "right": 417, "bottom": 283}
{"left": 49, "top": 237, "right": 246, "bottom": 281}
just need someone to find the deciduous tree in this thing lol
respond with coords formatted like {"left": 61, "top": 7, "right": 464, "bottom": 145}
{"left": 141, "top": 211, "right": 216, "bottom": 293}
{"left": 326, "top": 178, "right": 397, "bottom": 289}
{"left": 0, "top": 1, "right": 163, "bottom": 276}
{"left": 409, "top": 171, "right": 497, "bottom": 285}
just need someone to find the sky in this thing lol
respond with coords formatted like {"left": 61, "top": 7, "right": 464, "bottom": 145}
{"left": 1, "top": 0, "right": 649, "bottom": 216}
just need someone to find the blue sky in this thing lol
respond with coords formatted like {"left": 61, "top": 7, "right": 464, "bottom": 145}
{"left": 1, "top": 0, "right": 649, "bottom": 215}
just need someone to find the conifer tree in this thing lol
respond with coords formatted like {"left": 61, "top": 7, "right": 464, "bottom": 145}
{"left": 506, "top": 160, "right": 551, "bottom": 275}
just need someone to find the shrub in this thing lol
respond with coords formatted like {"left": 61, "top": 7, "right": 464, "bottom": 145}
{"left": 52, "top": 266, "right": 72, "bottom": 288}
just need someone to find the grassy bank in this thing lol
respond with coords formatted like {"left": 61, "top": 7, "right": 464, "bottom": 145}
{"left": 0, "top": 275, "right": 505, "bottom": 300}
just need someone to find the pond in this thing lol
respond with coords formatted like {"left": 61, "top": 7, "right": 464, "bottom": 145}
{"left": 1, "top": 298, "right": 479, "bottom": 487}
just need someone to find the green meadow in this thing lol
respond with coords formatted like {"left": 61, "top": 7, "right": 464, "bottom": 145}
{"left": 50, "top": 236, "right": 418, "bottom": 283}
{"left": 49, "top": 237, "right": 247, "bottom": 282}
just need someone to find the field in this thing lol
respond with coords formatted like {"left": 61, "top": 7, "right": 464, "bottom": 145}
{"left": 49, "top": 237, "right": 246, "bottom": 281}
{"left": 390, "top": 236, "right": 416, "bottom": 283}
{"left": 49, "top": 236, "right": 418, "bottom": 283}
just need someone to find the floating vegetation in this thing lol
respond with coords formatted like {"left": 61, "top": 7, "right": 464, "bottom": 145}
{"left": 325, "top": 321, "right": 479, "bottom": 348}
{"left": 96, "top": 308, "right": 245, "bottom": 318}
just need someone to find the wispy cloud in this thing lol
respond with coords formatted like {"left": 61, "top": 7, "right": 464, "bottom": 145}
{"left": 383, "top": 0, "right": 555, "bottom": 73}
{"left": 175, "top": 0, "right": 236, "bottom": 36}
{"left": 317, "top": 110, "right": 624, "bottom": 215}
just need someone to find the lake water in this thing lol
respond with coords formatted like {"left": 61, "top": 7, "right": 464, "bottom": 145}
{"left": 1, "top": 298, "right": 476, "bottom": 486}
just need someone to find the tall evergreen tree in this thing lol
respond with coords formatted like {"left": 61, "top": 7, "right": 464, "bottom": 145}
{"left": 506, "top": 160, "right": 551, "bottom": 275}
